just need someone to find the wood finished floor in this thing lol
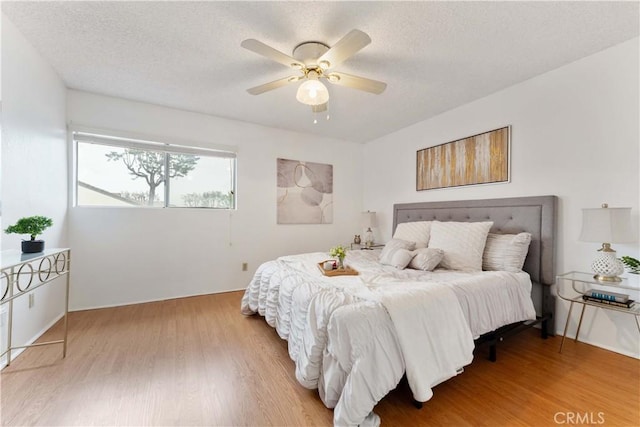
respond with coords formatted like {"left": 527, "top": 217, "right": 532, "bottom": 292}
{"left": 1, "top": 291, "right": 639, "bottom": 426}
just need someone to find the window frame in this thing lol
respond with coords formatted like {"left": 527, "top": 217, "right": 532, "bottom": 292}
{"left": 70, "top": 125, "right": 237, "bottom": 209}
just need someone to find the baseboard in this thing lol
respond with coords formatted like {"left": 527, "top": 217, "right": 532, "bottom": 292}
{"left": 555, "top": 329, "right": 640, "bottom": 359}
{"left": 70, "top": 287, "right": 247, "bottom": 312}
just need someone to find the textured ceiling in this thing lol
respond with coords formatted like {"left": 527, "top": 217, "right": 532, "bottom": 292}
{"left": 3, "top": 1, "right": 638, "bottom": 143}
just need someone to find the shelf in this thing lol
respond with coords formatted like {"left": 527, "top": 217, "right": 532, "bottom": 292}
{"left": 564, "top": 294, "right": 640, "bottom": 315}
{"left": 557, "top": 271, "right": 639, "bottom": 292}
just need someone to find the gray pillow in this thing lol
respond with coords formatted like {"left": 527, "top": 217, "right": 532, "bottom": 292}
{"left": 409, "top": 248, "right": 444, "bottom": 271}
{"left": 381, "top": 248, "right": 415, "bottom": 269}
{"left": 379, "top": 238, "right": 416, "bottom": 266}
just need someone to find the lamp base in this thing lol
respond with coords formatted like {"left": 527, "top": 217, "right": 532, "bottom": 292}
{"left": 591, "top": 246, "right": 624, "bottom": 282}
{"left": 593, "top": 274, "right": 623, "bottom": 283}
{"left": 364, "top": 228, "right": 374, "bottom": 248}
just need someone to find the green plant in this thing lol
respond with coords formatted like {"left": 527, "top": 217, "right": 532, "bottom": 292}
{"left": 330, "top": 245, "right": 347, "bottom": 262}
{"left": 620, "top": 256, "right": 640, "bottom": 274}
{"left": 4, "top": 216, "right": 53, "bottom": 241}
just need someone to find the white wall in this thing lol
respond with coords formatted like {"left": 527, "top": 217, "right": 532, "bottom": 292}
{"left": 1, "top": 14, "right": 68, "bottom": 361}
{"left": 4, "top": 8, "right": 636, "bottom": 360}
{"left": 363, "top": 38, "right": 640, "bottom": 358}
{"left": 67, "top": 90, "right": 363, "bottom": 310}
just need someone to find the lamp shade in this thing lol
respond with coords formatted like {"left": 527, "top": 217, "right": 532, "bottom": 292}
{"left": 361, "top": 211, "right": 376, "bottom": 229}
{"left": 579, "top": 205, "right": 634, "bottom": 243}
{"left": 296, "top": 79, "right": 329, "bottom": 106}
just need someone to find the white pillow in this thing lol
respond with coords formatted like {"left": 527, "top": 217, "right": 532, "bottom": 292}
{"left": 428, "top": 221, "right": 493, "bottom": 271}
{"left": 482, "top": 232, "right": 532, "bottom": 272}
{"left": 380, "top": 248, "right": 414, "bottom": 269}
{"left": 409, "top": 248, "right": 444, "bottom": 271}
{"left": 393, "top": 221, "right": 432, "bottom": 249}
{"left": 379, "top": 238, "right": 416, "bottom": 265}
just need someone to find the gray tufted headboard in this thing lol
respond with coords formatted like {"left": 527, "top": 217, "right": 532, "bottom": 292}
{"left": 393, "top": 195, "right": 557, "bottom": 329}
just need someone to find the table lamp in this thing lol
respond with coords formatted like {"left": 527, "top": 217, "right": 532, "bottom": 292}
{"left": 362, "top": 211, "right": 377, "bottom": 248}
{"left": 579, "top": 203, "right": 634, "bottom": 282}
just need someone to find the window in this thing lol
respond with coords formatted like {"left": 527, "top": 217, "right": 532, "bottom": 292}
{"left": 73, "top": 129, "right": 236, "bottom": 208}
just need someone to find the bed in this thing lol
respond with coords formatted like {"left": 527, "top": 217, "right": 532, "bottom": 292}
{"left": 241, "top": 195, "right": 557, "bottom": 426}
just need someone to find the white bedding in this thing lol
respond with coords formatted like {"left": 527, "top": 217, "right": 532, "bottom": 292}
{"left": 240, "top": 250, "right": 536, "bottom": 426}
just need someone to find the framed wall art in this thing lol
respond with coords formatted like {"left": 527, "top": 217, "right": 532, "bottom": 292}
{"left": 416, "top": 126, "right": 510, "bottom": 191}
{"left": 277, "top": 158, "right": 333, "bottom": 224}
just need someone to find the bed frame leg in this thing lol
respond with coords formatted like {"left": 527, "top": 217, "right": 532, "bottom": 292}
{"left": 541, "top": 319, "right": 549, "bottom": 339}
{"left": 489, "top": 342, "right": 497, "bottom": 362}
{"left": 413, "top": 399, "right": 423, "bottom": 409}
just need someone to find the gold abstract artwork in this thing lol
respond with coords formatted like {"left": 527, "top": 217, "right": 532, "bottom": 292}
{"left": 417, "top": 126, "right": 510, "bottom": 191}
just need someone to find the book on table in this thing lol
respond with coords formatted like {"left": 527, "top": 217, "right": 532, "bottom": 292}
{"left": 582, "top": 295, "right": 635, "bottom": 308}
{"left": 583, "top": 289, "right": 630, "bottom": 303}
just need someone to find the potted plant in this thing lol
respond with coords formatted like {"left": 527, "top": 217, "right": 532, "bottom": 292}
{"left": 329, "top": 245, "right": 347, "bottom": 269}
{"left": 621, "top": 256, "right": 640, "bottom": 274}
{"left": 4, "top": 215, "right": 53, "bottom": 253}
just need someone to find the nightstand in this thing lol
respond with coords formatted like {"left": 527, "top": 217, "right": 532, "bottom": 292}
{"left": 350, "top": 243, "right": 385, "bottom": 250}
{"left": 363, "top": 243, "right": 385, "bottom": 250}
{"left": 556, "top": 271, "right": 640, "bottom": 353}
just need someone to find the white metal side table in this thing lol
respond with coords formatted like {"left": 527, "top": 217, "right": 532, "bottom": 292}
{"left": 1, "top": 248, "right": 71, "bottom": 366}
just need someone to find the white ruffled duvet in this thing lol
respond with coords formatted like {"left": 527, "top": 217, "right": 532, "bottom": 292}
{"left": 240, "top": 250, "right": 535, "bottom": 426}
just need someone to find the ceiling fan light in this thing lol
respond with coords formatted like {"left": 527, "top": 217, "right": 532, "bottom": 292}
{"left": 311, "top": 102, "right": 328, "bottom": 113}
{"left": 296, "top": 80, "right": 329, "bottom": 106}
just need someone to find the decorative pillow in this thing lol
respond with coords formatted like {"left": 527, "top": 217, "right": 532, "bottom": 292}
{"left": 408, "top": 248, "right": 444, "bottom": 271}
{"left": 393, "top": 221, "right": 432, "bottom": 249}
{"left": 428, "top": 221, "right": 493, "bottom": 271}
{"left": 482, "top": 232, "right": 532, "bottom": 272}
{"left": 379, "top": 238, "right": 416, "bottom": 266}
{"left": 380, "top": 248, "right": 414, "bottom": 269}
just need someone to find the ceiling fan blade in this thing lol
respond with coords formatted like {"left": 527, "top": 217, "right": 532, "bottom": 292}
{"left": 317, "top": 30, "right": 371, "bottom": 69}
{"left": 241, "top": 39, "right": 303, "bottom": 69}
{"left": 325, "top": 72, "right": 386, "bottom": 94}
{"left": 247, "top": 76, "right": 299, "bottom": 95}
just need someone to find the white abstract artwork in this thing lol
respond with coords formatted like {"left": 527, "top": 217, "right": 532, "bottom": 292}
{"left": 277, "top": 158, "right": 333, "bottom": 224}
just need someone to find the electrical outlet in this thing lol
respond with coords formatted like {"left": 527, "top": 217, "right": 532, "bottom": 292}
{"left": 28, "top": 293, "right": 35, "bottom": 309}
{"left": 0, "top": 308, "right": 7, "bottom": 327}
{"left": 242, "top": 262, "right": 248, "bottom": 271}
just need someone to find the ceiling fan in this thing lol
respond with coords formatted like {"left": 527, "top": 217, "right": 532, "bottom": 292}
{"left": 241, "top": 29, "right": 387, "bottom": 111}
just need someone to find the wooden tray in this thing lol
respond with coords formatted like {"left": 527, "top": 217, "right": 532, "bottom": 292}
{"left": 317, "top": 262, "right": 359, "bottom": 277}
